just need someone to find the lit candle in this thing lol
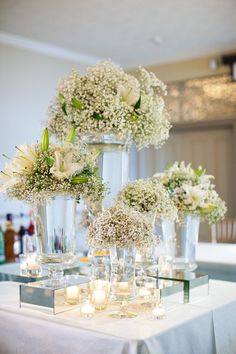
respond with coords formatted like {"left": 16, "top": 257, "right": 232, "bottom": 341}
{"left": 80, "top": 300, "right": 95, "bottom": 318}
{"left": 117, "top": 281, "right": 129, "bottom": 293}
{"left": 138, "top": 287, "right": 151, "bottom": 298}
{"left": 27, "top": 258, "right": 40, "bottom": 271}
{"left": 93, "top": 289, "right": 107, "bottom": 309}
{"left": 152, "top": 305, "right": 166, "bottom": 319}
{"left": 65, "top": 286, "right": 80, "bottom": 305}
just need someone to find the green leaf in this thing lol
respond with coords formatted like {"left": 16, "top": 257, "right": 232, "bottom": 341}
{"left": 41, "top": 128, "right": 49, "bottom": 152}
{"left": 94, "top": 167, "right": 100, "bottom": 176}
{"left": 71, "top": 175, "right": 89, "bottom": 184}
{"left": 66, "top": 127, "right": 76, "bottom": 144}
{"left": 92, "top": 112, "right": 103, "bottom": 120}
{"left": 134, "top": 96, "right": 141, "bottom": 110}
{"left": 45, "top": 156, "right": 54, "bottom": 167}
{"left": 195, "top": 168, "right": 206, "bottom": 177}
{"left": 166, "top": 162, "right": 172, "bottom": 170}
{"left": 200, "top": 205, "right": 216, "bottom": 214}
{"left": 71, "top": 97, "right": 84, "bottom": 110}
{"left": 58, "top": 93, "right": 65, "bottom": 104}
{"left": 58, "top": 93, "right": 67, "bottom": 115}
{"left": 129, "top": 113, "right": 139, "bottom": 122}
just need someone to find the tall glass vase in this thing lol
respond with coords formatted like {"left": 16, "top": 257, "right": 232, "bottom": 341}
{"left": 34, "top": 195, "right": 77, "bottom": 286}
{"left": 161, "top": 215, "right": 200, "bottom": 271}
{"left": 109, "top": 246, "right": 137, "bottom": 318}
{"left": 84, "top": 134, "right": 130, "bottom": 209}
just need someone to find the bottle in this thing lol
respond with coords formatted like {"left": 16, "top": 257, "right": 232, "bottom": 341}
{"left": 4, "top": 214, "right": 16, "bottom": 262}
{"left": 0, "top": 225, "right": 5, "bottom": 264}
{"left": 18, "top": 225, "right": 26, "bottom": 255}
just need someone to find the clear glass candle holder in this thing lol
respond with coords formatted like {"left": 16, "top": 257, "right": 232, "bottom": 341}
{"left": 80, "top": 300, "right": 95, "bottom": 318}
{"left": 64, "top": 285, "right": 80, "bottom": 305}
{"left": 90, "top": 279, "right": 110, "bottom": 310}
{"left": 19, "top": 253, "right": 42, "bottom": 277}
{"left": 152, "top": 303, "right": 166, "bottom": 319}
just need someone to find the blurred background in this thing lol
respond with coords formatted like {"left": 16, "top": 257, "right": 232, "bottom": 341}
{"left": 0, "top": 0, "right": 236, "bottom": 241}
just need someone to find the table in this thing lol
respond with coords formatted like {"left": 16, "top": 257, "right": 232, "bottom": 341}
{"left": 196, "top": 242, "right": 236, "bottom": 281}
{"left": 0, "top": 280, "right": 236, "bottom": 354}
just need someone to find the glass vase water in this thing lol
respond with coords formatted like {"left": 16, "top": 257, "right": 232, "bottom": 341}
{"left": 35, "top": 195, "right": 77, "bottom": 286}
{"left": 161, "top": 214, "right": 200, "bottom": 271}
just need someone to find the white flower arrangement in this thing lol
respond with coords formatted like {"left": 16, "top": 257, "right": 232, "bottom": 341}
{"left": 87, "top": 205, "right": 153, "bottom": 250}
{"left": 116, "top": 178, "right": 177, "bottom": 220}
{"left": 0, "top": 128, "right": 105, "bottom": 205}
{"left": 47, "top": 61, "right": 171, "bottom": 149}
{"left": 154, "top": 161, "right": 227, "bottom": 224}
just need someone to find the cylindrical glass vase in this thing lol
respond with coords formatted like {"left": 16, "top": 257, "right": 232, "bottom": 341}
{"left": 161, "top": 215, "right": 200, "bottom": 271}
{"left": 34, "top": 195, "right": 77, "bottom": 286}
{"left": 83, "top": 134, "right": 130, "bottom": 209}
{"left": 110, "top": 246, "right": 136, "bottom": 301}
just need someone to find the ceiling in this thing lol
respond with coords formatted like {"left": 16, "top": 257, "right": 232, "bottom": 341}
{"left": 0, "top": 0, "right": 236, "bottom": 68}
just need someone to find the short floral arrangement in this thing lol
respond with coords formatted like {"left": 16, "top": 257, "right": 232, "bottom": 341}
{"left": 116, "top": 178, "right": 177, "bottom": 220}
{"left": 87, "top": 205, "right": 153, "bottom": 250}
{"left": 47, "top": 61, "right": 171, "bottom": 149}
{"left": 154, "top": 161, "right": 227, "bottom": 224}
{"left": 0, "top": 128, "right": 105, "bottom": 205}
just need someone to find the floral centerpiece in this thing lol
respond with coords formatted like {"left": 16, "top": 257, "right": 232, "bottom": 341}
{"left": 88, "top": 205, "right": 153, "bottom": 308}
{"left": 154, "top": 161, "right": 227, "bottom": 271}
{"left": 0, "top": 128, "right": 105, "bottom": 285}
{"left": 0, "top": 128, "right": 105, "bottom": 205}
{"left": 154, "top": 161, "right": 226, "bottom": 224}
{"left": 47, "top": 60, "right": 170, "bottom": 150}
{"left": 116, "top": 178, "right": 177, "bottom": 221}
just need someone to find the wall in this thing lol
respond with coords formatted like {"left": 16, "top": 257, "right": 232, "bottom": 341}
{"left": 129, "top": 54, "right": 230, "bottom": 83}
{"left": 0, "top": 43, "right": 86, "bottom": 223}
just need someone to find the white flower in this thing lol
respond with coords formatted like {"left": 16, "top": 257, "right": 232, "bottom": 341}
{"left": 0, "top": 144, "right": 37, "bottom": 192}
{"left": 182, "top": 185, "right": 209, "bottom": 210}
{"left": 13, "top": 144, "right": 37, "bottom": 174}
{"left": 50, "top": 147, "right": 82, "bottom": 180}
{"left": 117, "top": 82, "right": 140, "bottom": 106}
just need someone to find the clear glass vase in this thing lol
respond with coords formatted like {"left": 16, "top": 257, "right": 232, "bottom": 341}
{"left": 83, "top": 134, "right": 130, "bottom": 209}
{"left": 161, "top": 215, "right": 200, "bottom": 271}
{"left": 34, "top": 195, "right": 77, "bottom": 286}
{"left": 110, "top": 246, "right": 137, "bottom": 318}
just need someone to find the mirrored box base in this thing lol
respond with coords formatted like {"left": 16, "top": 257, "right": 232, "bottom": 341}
{"left": 157, "top": 271, "right": 209, "bottom": 303}
{"left": 19, "top": 275, "right": 89, "bottom": 314}
{"left": 0, "top": 263, "right": 81, "bottom": 284}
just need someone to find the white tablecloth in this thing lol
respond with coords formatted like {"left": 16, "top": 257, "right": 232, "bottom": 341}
{"left": 196, "top": 243, "right": 236, "bottom": 281}
{"left": 0, "top": 280, "right": 236, "bottom": 354}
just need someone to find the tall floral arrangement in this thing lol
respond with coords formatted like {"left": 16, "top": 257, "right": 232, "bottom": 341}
{"left": 47, "top": 61, "right": 171, "bottom": 149}
{"left": 116, "top": 178, "right": 177, "bottom": 220}
{"left": 154, "top": 161, "right": 226, "bottom": 224}
{"left": 0, "top": 128, "right": 105, "bottom": 205}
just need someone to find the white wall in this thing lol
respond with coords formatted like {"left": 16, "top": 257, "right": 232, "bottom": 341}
{"left": 0, "top": 43, "right": 87, "bottom": 226}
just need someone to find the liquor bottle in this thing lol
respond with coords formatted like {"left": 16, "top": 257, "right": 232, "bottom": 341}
{"left": 4, "top": 214, "right": 16, "bottom": 262}
{"left": 0, "top": 225, "right": 5, "bottom": 264}
{"left": 18, "top": 225, "right": 26, "bottom": 255}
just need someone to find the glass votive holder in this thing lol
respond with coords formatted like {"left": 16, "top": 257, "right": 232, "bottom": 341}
{"left": 158, "top": 255, "right": 173, "bottom": 275}
{"left": 64, "top": 285, "right": 80, "bottom": 305}
{"left": 152, "top": 303, "right": 166, "bottom": 319}
{"left": 19, "top": 253, "right": 42, "bottom": 277}
{"left": 137, "top": 277, "right": 156, "bottom": 304}
{"left": 80, "top": 300, "right": 95, "bottom": 318}
{"left": 90, "top": 279, "right": 110, "bottom": 310}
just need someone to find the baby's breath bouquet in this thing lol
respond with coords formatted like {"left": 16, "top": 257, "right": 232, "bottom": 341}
{"left": 116, "top": 178, "right": 177, "bottom": 220}
{"left": 47, "top": 61, "right": 170, "bottom": 149}
{"left": 154, "top": 161, "right": 227, "bottom": 225}
{"left": 0, "top": 128, "right": 105, "bottom": 206}
{"left": 87, "top": 205, "right": 153, "bottom": 250}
